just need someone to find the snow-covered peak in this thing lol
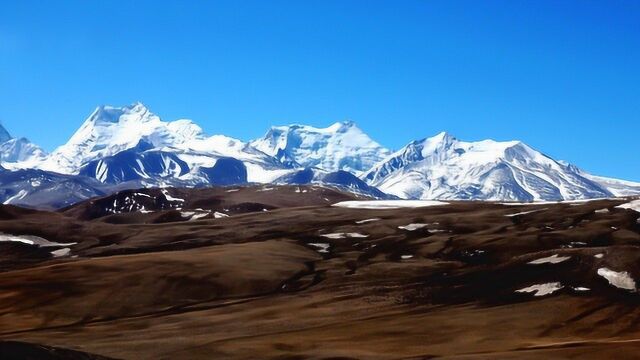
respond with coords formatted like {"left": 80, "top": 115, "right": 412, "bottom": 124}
{"left": 86, "top": 102, "right": 149, "bottom": 123}
{"left": 31, "top": 103, "right": 290, "bottom": 185}
{"left": 250, "top": 121, "right": 391, "bottom": 175}
{"left": 0, "top": 123, "right": 48, "bottom": 167}
{"left": 324, "top": 120, "right": 357, "bottom": 132}
{"left": 41, "top": 103, "right": 207, "bottom": 173}
{"left": 364, "top": 132, "right": 616, "bottom": 201}
{"left": 0, "top": 138, "right": 48, "bottom": 165}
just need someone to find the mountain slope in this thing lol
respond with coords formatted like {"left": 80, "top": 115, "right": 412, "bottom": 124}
{"left": 0, "top": 168, "right": 128, "bottom": 210}
{"left": 363, "top": 132, "right": 633, "bottom": 201}
{"left": 40, "top": 102, "right": 208, "bottom": 173}
{"left": 250, "top": 121, "right": 391, "bottom": 175}
{"left": 0, "top": 124, "right": 47, "bottom": 167}
{"left": 579, "top": 173, "right": 640, "bottom": 197}
{"left": 78, "top": 140, "right": 190, "bottom": 184}
{"left": 274, "top": 168, "right": 393, "bottom": 199}
{"left": 36, "top": 103, "right": 291, "bottom": 184}
{"left": 1, "top": 104, "right": 638, "bottom": 206}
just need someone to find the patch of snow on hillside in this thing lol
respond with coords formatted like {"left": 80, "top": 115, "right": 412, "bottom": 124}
{"left": 616, "top": 199, "right": 640, "bottom": 213}
{"left": 320, "top": 232, "right": 369, "bottom": 239}
{"left": 0, "top": 233, "right": 77, "bottom": 247}
{"left": 516, "top": 282, "right": 563, "bottom": 296}
{"left": 51, "top": 248, "right": 71, "bottom": 257}
{"left": 398, "top": 223, "right": 429, "bottom": 231}
{"left": 308, "top": 243, "right": 330, "bottom": 253}
{"left": 3, "top": 190, "right": 28, "bottom": 204}
{"left": 597, "top": 268, "right": 636, "bottom": 291}
{"left": 333, "top": 200, "right": 448, "bottom": 209}
{"left": 161, "top": 189, "right": 184, "bottom": 202}
{"left": 505, "top": 208, "right": 548, "bottom": 217}
{"left": 355, "top": 218, "right": 381, "bottom": 224}
{"left": 528, "top": 254, "right": 571, "bottom": 265}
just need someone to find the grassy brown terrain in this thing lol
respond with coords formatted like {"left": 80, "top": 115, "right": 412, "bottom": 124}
{"left": 0, "top": 185, "right": 639, "bottom": 359}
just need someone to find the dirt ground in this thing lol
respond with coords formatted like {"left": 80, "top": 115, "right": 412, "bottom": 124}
{"left": 0, "top": 186, "right": 639, "bottom": 359}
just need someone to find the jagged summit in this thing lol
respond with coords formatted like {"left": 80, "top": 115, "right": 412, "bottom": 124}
{"left": 0, "top": 123, "right": 47, "bottom": 166}
{"left": 41, "top": 103, "right": 206, "bottom": 173}
{"left": 250, "top": 121, "right": 391, "bottom": 175}
{"left": 363, "top": 132, "right": 622, "bottom": 201}
{"left": 86, "top": 102, "right": 152, "bottom": 124}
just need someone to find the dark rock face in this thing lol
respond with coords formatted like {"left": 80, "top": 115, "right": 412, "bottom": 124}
{"left": 201, "top": 157, "right": 248, "bottom": 185}
{"left": 79, "top": 141, "right": 190, "bottom": 184}
{"left": 275, "top": 168, "right": 394, "bottom": 199}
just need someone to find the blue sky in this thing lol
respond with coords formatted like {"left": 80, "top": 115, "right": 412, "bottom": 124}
{"left": 0, "top": 0, "right": 638, "bottom": 180}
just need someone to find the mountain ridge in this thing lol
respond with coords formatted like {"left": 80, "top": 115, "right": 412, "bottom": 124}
{"left": 0, "top": 102, "right": 638, "bottom": 207}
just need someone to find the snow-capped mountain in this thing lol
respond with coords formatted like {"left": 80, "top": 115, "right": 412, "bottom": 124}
{"left": 250, "top": 121, "right": 391, "bottom": 176}
{"left": 77, "top": 140, "right": 191, "bottom": 184}
{"left": 36, "top": 103, "right": 290, "bottom": 184}
{"left": 0, "top": 103, "right": 638, "bottom": 208}
{"left": 363, "top": 132, "right": 638, "bottom": 201}
{"left": 0, "top": 123, "right": 47, "bottom": 166}
{"left": 0, "top": 168, "right": 128, "bottom": 210}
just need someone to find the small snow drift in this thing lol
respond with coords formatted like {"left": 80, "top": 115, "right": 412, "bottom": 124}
{"left": 516, "top": 282, "right": 564, "bottom": 297}
{"left": 398, "top": 223, "right": 430, "bottom": 231}
{"left": 0, "top": 233, "right": 76, "bottom": 248}
{"left": 355, "top": 218, "right": 381, "bottom": 224}
{"left": 528, "top": 254, "right": 571, "bottom": 265}
{"left": 333, "top": 200, "right": 449, "bottom": 209}
{"left": 505, "top": 208, "right": 547, "bottom": 217}
{"left": 616, "top": 199, "right": 640, "bottom": 213}
{"left": 320, "top": 232, "right": 369, "bottom": 239}
{"left": 308, "top": 243, "right": 330, "bottom": 253}
{"left": 597, "top": 268, "right": 637, "bottom": 291}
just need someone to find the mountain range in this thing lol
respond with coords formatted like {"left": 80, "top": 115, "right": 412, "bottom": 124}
{"left": 1, "top": 102, "right": 638, "bottom": 208}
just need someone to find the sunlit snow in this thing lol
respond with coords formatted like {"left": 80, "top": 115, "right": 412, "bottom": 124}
{"left": 516, "top": 282, "right": 563, "bottom": 297}
{"left": 161, "top": 189, "right": 184, "bottom": 202}
{"left": 616, "top": 199, "right": 640, "bottom": 213}
{"left": 320, "top": 232, "right": 369, "bottom": 239}
{"left": 333, "top": 200, "right": 449, "bottom": 209}
{"left": 398, "top": 223, "right": 429, "bottom": 231}
{"left": 505, "top": 208, "right": 547, "bottom": 217}
{"left": 355, "top": 218, "right": 381, "bottom": 224}
{"left": 597, "top": 268, "right": 637, "bottom": 291}
{"left": 528, "top": 254, "right": 571, "bottom": 265}
{"left": 308, "top": 243, "right": 330, "bottom": 253}
{"left": 0, "top": 233, "right": 77, "bottom": 247}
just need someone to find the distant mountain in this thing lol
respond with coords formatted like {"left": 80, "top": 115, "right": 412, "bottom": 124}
{"left": 274, "top": 168, "right": 393, "bottom": 199}
{"left": 77, "top": 140, "right": 190, "bottom": 184}
{"left": 0, "top": 103, "right": 638, "bottom": 208}
{"left": 0, "top": 168, "right": 129, "bottom": 210}
{"left": 34, "top": 103, "right": 291, "bottom": 184}
{"left": 250, "top": 121, "right": 391, "bottom": 176}
{"left": 0, "top": 123, "right": 47, "bottom": 166}
{"left": 363, "top": 132, "right": 635, "bottom": 201}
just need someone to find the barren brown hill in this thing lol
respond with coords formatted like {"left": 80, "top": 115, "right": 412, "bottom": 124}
{"left": 0, "top": 186, "right": 639, "bottom": 359}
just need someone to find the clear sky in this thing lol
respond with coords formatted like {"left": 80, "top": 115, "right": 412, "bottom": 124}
{"left": 0, "top": 0, "right": 638, "bottom": 180}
